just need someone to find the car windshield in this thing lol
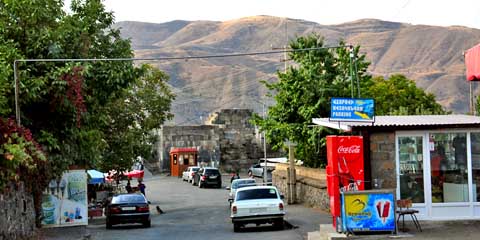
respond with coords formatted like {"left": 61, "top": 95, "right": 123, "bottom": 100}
{"left": 232, "top": 180, "right": 256, "bottom": 189}
{"left": 192, "top": 167, "right": 200, "bottom": 172}
{"left": 204, "top": 169, "right": 219, "bottom": 175}
{"left": 236, "top": 188, "right": 278, "bottom": 200}
{"left": 111, "top": 195, "right": 146, "bottom": 204}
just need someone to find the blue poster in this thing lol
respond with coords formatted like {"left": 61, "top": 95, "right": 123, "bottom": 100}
{"left": 330, "top": 98, "right": 374, "bottom": 122}
{"left": 342, "top": 191, "right": 395, "bottom": 232}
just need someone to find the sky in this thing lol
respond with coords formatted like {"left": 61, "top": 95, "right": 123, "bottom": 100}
{"left": 65, "top": 0, "right": 480, "bottom": 29}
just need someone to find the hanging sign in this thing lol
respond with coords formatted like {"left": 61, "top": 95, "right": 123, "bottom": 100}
{"left": 330, "top": 98, "right": 375, "bottom": 122}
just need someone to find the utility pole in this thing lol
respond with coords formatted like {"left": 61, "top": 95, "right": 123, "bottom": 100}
{"left": 287, "top": 140, "right": 296, "bottom": 204}
{"left": 262, "top": 102, "right": 268, "bottom": 183}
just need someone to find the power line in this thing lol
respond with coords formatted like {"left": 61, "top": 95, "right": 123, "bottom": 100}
{"left": 14, "top": 46, "right": 345, "bottom": 64}
{"left": 14, "top": 45, "right": 349, "bottom": 125}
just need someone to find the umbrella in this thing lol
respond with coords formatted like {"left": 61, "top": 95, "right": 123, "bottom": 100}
{"left": 87, "top": 169, "right": 105, "bottom": 184}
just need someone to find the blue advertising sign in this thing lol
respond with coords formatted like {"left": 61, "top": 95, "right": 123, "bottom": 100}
{"left": 330, "top": 98, "right": 374, "bottom": 122}
{"left": 341, "top": 190, "right": 396, "bottom": 233}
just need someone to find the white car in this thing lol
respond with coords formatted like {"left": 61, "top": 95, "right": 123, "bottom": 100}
{"left": 228, "top": 178, "right": 257, "bottom": 203}
{"left": 182, "top": 166, "right": 200, "bottom": 183}
{"left": 230, "top": 186, "right": 285, "bottom": 232}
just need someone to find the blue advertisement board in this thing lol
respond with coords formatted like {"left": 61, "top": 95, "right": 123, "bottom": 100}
{"left": 330, "top": 98, "right": 374, "bottom": 122}
{"left": 341, "top": 190, "right": 396, "bottom": 233}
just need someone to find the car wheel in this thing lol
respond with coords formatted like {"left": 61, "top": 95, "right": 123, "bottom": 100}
{"left": 233, "top": 223, "right": 241, "bottom": 232}
{"left": 143, "top": 220, "right": 151, "bottom": 228}
{"left": 106, "top": 218, "right": 113, "bottom": 229}
{"left": 273, "top": 219, "right": 284, "bottom": 230}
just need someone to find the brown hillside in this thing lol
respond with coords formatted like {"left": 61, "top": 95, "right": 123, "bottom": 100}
{"left": 114, "top": 16, "right": 480, "bottom": 124}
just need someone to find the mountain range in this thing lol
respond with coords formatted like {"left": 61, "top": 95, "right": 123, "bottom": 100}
{"left": 114, "top": 16, "right": 480, "bottom": 124}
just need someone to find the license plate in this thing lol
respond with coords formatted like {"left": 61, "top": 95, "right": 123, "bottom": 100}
{"left": 249, "top": 208, "right": 267, "bottom": 213}
{"left": 209, "top": 176, "right": 217, "bottom": 179}
{"left": 122, "top": 207, "right": 135, "bottom": 211}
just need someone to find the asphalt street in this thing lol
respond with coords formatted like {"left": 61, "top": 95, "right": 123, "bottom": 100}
{"left": 40, "top": 174, "right": 331, "bottom": 240}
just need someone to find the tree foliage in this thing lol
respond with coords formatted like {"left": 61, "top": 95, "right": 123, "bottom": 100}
{"left": 253, "top": 33, "right": 444, "bottom": 167}
{"left": 365, "top": 75, "right": 445, "bottom": 115}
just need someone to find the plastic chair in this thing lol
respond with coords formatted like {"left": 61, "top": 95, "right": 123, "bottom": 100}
{"left": 396, "top": 199, "right": 422, "bottom": 232}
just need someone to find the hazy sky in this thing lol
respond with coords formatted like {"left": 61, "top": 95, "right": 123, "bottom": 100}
{"left": 65, "top": 0, "right": 480, "bottom": 29}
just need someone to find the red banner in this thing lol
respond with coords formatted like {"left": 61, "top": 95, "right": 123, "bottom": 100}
{"left": 465, "top": 43, "right": 480, "bottom": 81}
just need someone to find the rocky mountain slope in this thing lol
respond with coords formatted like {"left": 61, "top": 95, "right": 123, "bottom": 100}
{"left": 115, "top": 16, "right": 480, "bottom": 124}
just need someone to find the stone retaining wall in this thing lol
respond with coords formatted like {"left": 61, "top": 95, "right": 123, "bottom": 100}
{"left": 0, "top": 182, "right": 36, "bottom": 240}
{"left": 272, "top": 163, "right": 329, "bottom": 210}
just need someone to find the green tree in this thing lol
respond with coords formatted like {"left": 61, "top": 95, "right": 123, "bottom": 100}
{"left": 1, "top": 0, "right": 174, "bottom": 173}
{"left": 366, "top": 75, "right": 445, "bottom": 115}
{"left": 252, "top": 34, "right": 371, "bottom": 167}
{"left": 99, "top": 65, "right": 175, "bottom": 172}
{"left": 253, "top": 34, "right": 444, "bottom": 167}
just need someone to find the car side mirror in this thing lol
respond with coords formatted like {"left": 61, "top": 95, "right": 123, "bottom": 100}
{"left": 226, "top": 187, "right": 231, "bottom": 190}
{"left": 280, "top": 194, "right": 285, "bottom": 199}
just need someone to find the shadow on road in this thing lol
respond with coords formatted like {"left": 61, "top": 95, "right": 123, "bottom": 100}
{"left": 105, "top": 224, "right": 150, "bottom": 230}
{"left": 233, "top": 220, "right": 297, "bottom": 233}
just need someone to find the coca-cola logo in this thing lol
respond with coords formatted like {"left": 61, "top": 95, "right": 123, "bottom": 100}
{"left": 337, "top": 145, "right": 361, "bottom": 154}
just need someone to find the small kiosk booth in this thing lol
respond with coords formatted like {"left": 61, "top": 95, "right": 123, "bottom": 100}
{"left": 314, "top": 114, "right": 480, "bottom": 222}
{"left": 169, "top": 147, "right": 198, "bottom": 177}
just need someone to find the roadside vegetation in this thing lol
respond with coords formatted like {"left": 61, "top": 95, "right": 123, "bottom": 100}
{"left": 0, "top": 0, "right": 174, "bottom": 225}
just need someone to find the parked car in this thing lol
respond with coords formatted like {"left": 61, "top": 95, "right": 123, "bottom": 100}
{"left": 105, "top": 193, "right": 151, "bottom": 229}
{"left": 230, "top": 185, "right": 285, "bottom": 232}
{"left": 182, "top": 166, "right": 200, "bottom": 183}
{"left": 248, "top": 162, "right": 275, "bottom": 179}
{"left": 228, "top": 178, "right": 257, "bottom": 205}
{"left": 193, "top": 167, "right": 222, "bottom": 188}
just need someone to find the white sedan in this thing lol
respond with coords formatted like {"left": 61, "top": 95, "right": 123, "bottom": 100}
{"left": 230, "top": 186, "right": 285, "bottom": 232}
{"left": 182, "top": 167, "right": 200, "bottom": 183}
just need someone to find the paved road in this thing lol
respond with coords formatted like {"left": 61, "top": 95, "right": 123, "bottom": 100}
{"left": 41, "top": 175, "right": 331, "bottom": 240}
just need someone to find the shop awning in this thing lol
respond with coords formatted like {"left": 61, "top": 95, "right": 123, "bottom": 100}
{"left": 87, "top": 169, "right": 105, "bottom": 184}
{"left": 465, "top": 43, "right": 480, "bottom": 81}
{"left": 124, "top": 169, "right": 144, "bottom": 179}
{"left": 312, "top": 115, "right": 480, "bottom": 131}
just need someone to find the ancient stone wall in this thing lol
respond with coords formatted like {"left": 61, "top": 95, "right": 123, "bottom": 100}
{"left": 0, "top": 182, "right": 36, "bottom": 240}
{"left": 153, "top": 109, "right": 282, "bottom": 174}
{"left": 155, "top": 125, "right": 221, "bottom": 172}
{"left": 272, "top": 163, "right": 329, "bottom": 210}
{"left": 209, "top": 109, "right": 264, "bottom": 172}
{"left": 369, "top": 132, "right": 396, "bottom": 189}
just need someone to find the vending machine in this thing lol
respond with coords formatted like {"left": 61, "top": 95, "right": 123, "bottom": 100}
{"left": 326, "top": 136, "right": 365, "bottom": 229}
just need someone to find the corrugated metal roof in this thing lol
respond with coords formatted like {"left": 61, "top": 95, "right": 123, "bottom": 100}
{"left": 312, "top": 115, "right": 480, "bottom": 131}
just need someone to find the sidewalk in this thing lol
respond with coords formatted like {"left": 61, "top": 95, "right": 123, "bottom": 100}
{"left": 308, "top": 220, "right": 480, "bottom": 240}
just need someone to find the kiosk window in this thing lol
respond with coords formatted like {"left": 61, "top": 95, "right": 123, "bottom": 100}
{"left": 398, "top": 136, "right": 424, "bottom": 203}
{"left": 429, "top": 133, "right": 468, "bottom": 203}
{"left": 471, "top": 133, "right": 480, "bottom": 202}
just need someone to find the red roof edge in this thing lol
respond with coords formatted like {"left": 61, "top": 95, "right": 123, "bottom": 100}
{"left": 170, "top": 147, "right": 198, "bottom": 153}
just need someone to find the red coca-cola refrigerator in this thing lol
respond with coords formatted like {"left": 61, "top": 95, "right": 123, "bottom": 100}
{"left": 326, "top": 135, "right": 365, "bottom": 228}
